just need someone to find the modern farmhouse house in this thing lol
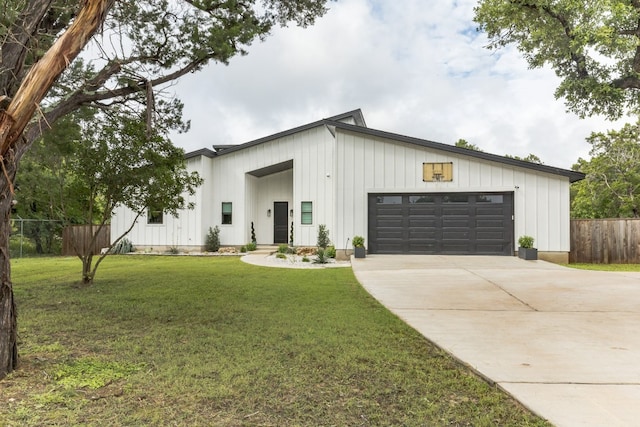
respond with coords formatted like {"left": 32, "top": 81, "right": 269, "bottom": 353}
{"left": 111, "top": 109, "right": 584, "bottom": 262}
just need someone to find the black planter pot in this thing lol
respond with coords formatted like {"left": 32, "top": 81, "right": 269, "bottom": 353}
{"left": 518, "top": 247, "right": 538, "bottom": 260}
{"left": 354, "top": 246, "right": 366, "bottom": 258}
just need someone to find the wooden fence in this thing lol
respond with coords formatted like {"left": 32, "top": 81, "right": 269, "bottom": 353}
{"left": 570, "top": 219, "right": 640, "bottom": 264}
{"left": 62, "top": 225, "right": 110, "bottom": 256}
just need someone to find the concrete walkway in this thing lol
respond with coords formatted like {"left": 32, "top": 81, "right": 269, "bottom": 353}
{"left": 351, "top": 255, "right": 640, "bottom": 427}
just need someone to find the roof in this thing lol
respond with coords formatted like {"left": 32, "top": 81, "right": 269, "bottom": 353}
{"left": 183, "top": 109, "right": 585, "bottom": 183}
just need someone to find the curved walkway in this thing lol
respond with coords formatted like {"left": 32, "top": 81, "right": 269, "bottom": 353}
{"left": 351, "top": 255, "right": 640, "bottom": 427}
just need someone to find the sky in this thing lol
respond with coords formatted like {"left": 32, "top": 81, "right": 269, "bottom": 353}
{"left": 169, "top": 0, "right": 620, "bottom": 170}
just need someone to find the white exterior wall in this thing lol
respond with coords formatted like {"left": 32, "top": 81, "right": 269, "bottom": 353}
{"left": 110, "top": 156, "right": 209, "bottom": 250}
{"left": 334, "top": 129, "right": 571, "bottom": 252}
{"left": 205, "top": 125, "right": 336, "bottom": 246}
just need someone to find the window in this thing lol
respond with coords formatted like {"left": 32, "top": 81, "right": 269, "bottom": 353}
{"left": 377, "top": 196, "right": 402, "bottom": 204}
{"left": 301, "top": 201, "right": 313, "bottom": 225}
{"left": 147, "top": 207, "right": 163, "bottom": 225}
{"left": 222, "top": 202, "right": 232, "bottom": 224}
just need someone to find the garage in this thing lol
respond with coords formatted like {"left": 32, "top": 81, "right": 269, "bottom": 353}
{"left": 368, "top": 192, "right": 514, "bottom": 255}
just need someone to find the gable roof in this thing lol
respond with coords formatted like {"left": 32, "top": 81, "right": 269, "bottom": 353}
{"left": 183, "top": 109, "right": 584, "bottom": 183}
{"left": 326, "top": 120, "right": 585, "bottom": 183}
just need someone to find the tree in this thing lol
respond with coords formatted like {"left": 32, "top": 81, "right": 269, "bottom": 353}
{"left": 474, "top": 1, "right": 640, "bottom": 119}
{"left": 571, "top": 122, "right": 640, "bottom": 218}
{"left": 454, "top": 139, "right": 483, "bottom": 151}
{"left": 505, "top": 153, "right": 544, "bottom": 164}
{"left": 0, "top": 0, "right": 331, "bottom": 379}
{"left": 19, "top": 108, "right": 202, "bottom": 285}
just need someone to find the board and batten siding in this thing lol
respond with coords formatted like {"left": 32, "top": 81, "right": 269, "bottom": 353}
{"left": 334, "top": 129, "right": 571, "bottom": 252}
{"left": 110, "top": 155, "right": 206, "bottom": 250}
{"left": 207, "top": 125, "right": 336, "bottom": 246}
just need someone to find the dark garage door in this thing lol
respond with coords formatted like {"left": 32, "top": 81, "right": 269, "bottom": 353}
{"left": 368, "top": 193, "right": 513, "bottom": 255}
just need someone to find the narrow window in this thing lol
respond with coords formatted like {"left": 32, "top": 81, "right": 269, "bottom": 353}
{"left": 301, "top": 201, "right": 313, "bottom": 225}
{"left": 222, "top": 202, "right": 232, "bottom": 224}
{"left": 147, "top": 207, "right": 163, "bottom": 225}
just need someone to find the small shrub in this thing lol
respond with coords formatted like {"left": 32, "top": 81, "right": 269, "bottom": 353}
{"left": 278, "top": 244, "right": 289, "bottom": 254}
{"left": 276, "top": 253, "right": 287, "bottom": 259}
{"left": 111, "top": 238, "right": 134, "bottom": 254}
{"left": 168, "top": 246, "right": 179, "bottom": 255}
{"left": 289, "top": 221, "right": 294, "bottom": 245}
{"left": 326, "top": 246, "right": 336, "bottom": 258}
{"left": 205, "top": 226, "right": 220, "bottom": 252}
{"left": 240, "top": 246, "right": 247, "bottom": 253}
{"left": 352, "top": 235, "right": 365, "bottom": 247}
{"left": 250, "top": 222, "right": 256, "bottom": 244}
{"left": 246, "top": 242, "right": 257, "bottom": 251}
{"left": 302, "top": 256, "right": 310, "bottom": 262}
{"left": 518, "top": 235, "right": 534, "bottom": 248}
{"left": 317, "top": 224, "right": 330, "bottom": 249}
{"left": 314, "top": 248, "right": 328, "bottom": 264}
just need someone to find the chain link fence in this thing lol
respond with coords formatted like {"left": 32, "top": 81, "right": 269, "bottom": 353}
{"left": 10, "top": 217, "right": 64, "bottom": 258}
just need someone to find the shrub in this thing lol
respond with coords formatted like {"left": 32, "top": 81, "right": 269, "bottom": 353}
{"left": 314, "top": 248, "right": 328, "bottom": 264}
{"left": 250, "top": 222, "right": 256, "bottom": 244}
{"left": 111, "top": 238, "right": 134, "bottom": 254}
{"left": 518, "top": 235, "right": 534, "bottom": 249}
{"left": 168, "top": 246, "right": 179, "bottom": 255}
{"left": 240, "top": 246, "right": 247, "bottom": 253}
{"left": 326, "top": 246, "right": 336, "bottom": 258}
{"left": 276, "top": 253, "right": 287, "bottom": 259}
{"left": 205, "top": 226, "right": 221, "bottom": 252}
{"left": 352, "top": 235, "right": 365, "bottom": 247}
{"left": 317, "top": 224, "right": 330, "bottom": 249}
{"left": 278, "top": 244, "right": 289, "bottom": 254}
{"left": 289, "top": 221, "right": 294, "bottom": 246}
{"left": 302, "top": 256, "right": 310, "bottom": 262}
{"left": 246, "top": 242, "right": 257, "bottom": 251}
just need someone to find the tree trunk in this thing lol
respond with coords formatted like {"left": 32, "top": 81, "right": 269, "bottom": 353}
{"left": 82, "top": 254, "right": 94, "bottom": 286}
{"left": 0, "top": 153, "right": 18, "bottom": 378}
{"left": 0, "top": 0, "right": 116, "bottom": 379}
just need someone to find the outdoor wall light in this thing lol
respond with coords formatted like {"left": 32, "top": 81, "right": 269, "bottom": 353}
{"left": 267, "top": 209, "right": 271, "bottom": 217}
{"left": 290, "top": 209, "right": 294, "bottom": 217}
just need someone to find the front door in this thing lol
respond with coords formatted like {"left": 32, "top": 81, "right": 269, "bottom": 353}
{"left": 273, "top": 202, "right": 289, "bottom": 244}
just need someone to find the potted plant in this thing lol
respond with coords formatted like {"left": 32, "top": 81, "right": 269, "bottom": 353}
{"left": 352, "top": 235, "right": 366, "bottom": 259}
{"left": 518, "top": 235, "right": 537, "bottom": 260}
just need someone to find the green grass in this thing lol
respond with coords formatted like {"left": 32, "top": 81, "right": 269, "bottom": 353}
{"left": 2, "top": 256, "right": 548, "bottom": 426}
{"left": 566, "top": 263, "right": 640, "bottom": 271}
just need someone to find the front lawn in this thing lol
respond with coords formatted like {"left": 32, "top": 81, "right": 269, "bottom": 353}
{"left": 2, "top": 256, "right": 548, "bottom": 426}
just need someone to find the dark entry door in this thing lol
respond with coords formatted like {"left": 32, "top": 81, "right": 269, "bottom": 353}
{"left": 273, "top": 202, "right": 289, "bottom": 244}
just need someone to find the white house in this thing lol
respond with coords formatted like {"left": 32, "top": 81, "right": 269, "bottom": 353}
{"left": 111, "top": 109, "right": 584, "bottom": 262}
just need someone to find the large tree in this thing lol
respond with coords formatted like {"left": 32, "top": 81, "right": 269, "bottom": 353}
{"left": 474, "top": 1, "right": 640, "bottom": 120}
{"left": 571, "top": 122, "right": 640, "bottom": 218}
{"left": 0, "top": 0, "right": 330, "bottom": 379}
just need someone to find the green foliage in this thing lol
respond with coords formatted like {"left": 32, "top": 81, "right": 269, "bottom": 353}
{"left": 313, "top": 248, "right": 328, "bottom": 264}
{"left": 277, "top": 244, "right": 294, "bottom": 254}
{"left": 518, "top": 235, "right": 535, "bottom": 249}
{"left": 276, "top": 253, "right": 287, "bottom": 259}
{"left": 205, "top": 226, "right": 220, "bottom": 252}
{"left": 352, "top": 235, "right": 365, "bottom": 247}
{"left": 455, "top": 139, "right": 482, "bottom": 151}
{"left": 245, "top": 242, "right": 257, "bottom": 251}
{"left": 505, "top": 153, "right": 544, "bottom": 164}
{"left": 110, "top": 238, "right": 134, "bottom": 254}
{"left": 326, "top": 245, "right": 336, "bottom": 258}
{"left": 302, "top": 256, "right": 310, "bottom": 262}
{"left": 250, "top": 222, "right": 256, "bottom": 244}
{"left": 474, "top": 1, "right": 640, "bottom": 119}
{"left": 571, "top": 122, "right": 640, "bottom": 218}
{"left": 317, "top": 224, "right": 330, "bottom": 249}
{"left": 289, "top": 221, "right": 294, "bottom": 245}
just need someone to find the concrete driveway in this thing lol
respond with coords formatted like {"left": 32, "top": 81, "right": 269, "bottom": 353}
{"left": 351, "top": 255, "right": 640, "bottom": 427}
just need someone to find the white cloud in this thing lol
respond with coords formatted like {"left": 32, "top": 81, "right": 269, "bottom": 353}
{"left": 170, "top": 0, "right": 620, "bottom": 169}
